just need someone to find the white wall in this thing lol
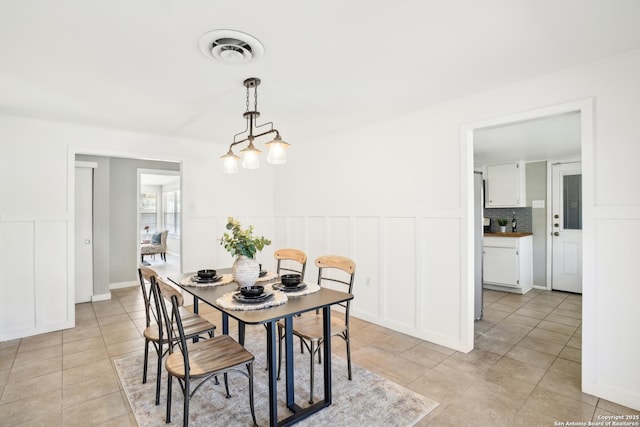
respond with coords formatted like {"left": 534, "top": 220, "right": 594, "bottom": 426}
{"left": 273, "top": 50, "right": 640, "bottom": 409}
{"left": 1, "top": 49, "right": 639, "bottom": 410}
{"left": 0, "top": 115, "right": 275, "bottom": 341}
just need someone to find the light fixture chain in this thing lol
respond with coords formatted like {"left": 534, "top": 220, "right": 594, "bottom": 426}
{"left": 245, "top": 85, "right": 250, "bottom": 112}
{"left": 254, "top": 85, "right": 258, "bottom": 112}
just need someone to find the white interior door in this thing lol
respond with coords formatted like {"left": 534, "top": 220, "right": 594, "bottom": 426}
{"left": 551, "top": 162, "right": 582, "bottom": 293}
{"left": 75, "top": 166, "right": 94, "bottom": 303}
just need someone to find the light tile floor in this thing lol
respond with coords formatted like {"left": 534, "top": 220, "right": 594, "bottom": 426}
{"left": 1, "top": 284, "right": 638, "bottom": 426}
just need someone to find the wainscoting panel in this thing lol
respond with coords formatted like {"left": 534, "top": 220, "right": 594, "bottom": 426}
{"left": 306, "top": 216, "right": 326, "bottom": 279}
{"left": 0, "top": 221, "right": 36, "bottom": 334}
{"left": 271, "top": 216, "right": 305, "bottom": 272}
{"left": 420, "top": 217, "right": 462, "bottom": 340}
{"left": 591, "top": 218, "right": 640, "bottom": 399}
{"left": 352, "top": 217, "right": 381, "bottom": 318}
{"left": 382, "top": 217, "right": 417, "bottom": 328}
{"left": 273, "top": 214, "right": 466, "bottom": 350}
{"left": 327, "top": 216, "right": 350, "bottom": 256}
{"left": 35, "top": 220, "right": 69, "bottom": 326}
{"left": 285, "top": 216, "right": 306, "bottom": 251}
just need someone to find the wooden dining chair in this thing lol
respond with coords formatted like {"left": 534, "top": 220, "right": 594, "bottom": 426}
{"left": 139, "top": 265, "right": 161, "bottom": 385}
{"left": 273, "top": 248, "right": 308, "bottom": 351}
{"left": 140, "top": 268, "right": 216, "bottom": 405}
{"left": 274, "top": 248, "right": 307, "bottom": 281}
{"left": 276, "top": 255, "right": 356, "bottom": 404}
{"left": 164, "top": 293, "right": 258, "bottom": 427}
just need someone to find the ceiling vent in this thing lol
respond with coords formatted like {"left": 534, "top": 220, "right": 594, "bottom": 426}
{"left": 198, "top": 30, "right": 264, "bottom": 64}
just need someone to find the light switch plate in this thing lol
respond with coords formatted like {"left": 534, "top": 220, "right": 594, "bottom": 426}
{"left": 532, "top": 200, "right": 545, "bottom": 208}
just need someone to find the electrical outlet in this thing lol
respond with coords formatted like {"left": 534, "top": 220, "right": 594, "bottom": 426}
{"left": 365, "top": 277, "right": 371, "bottom": 286}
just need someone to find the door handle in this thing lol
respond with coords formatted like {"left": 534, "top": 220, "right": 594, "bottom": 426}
{"left": 553, "top": 232, "right": 560, "bottom": 237}
{"left": 84, "top": 239, "right": 91, "bottom": 244}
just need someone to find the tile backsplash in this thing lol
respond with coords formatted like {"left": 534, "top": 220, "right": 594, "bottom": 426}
{"left": 484, "top": 207, "right": 532, "bottom": 233}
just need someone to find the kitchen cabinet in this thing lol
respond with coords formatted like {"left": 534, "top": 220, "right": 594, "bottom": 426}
{"left": 484, "top": 161, "right": 526, "bottom": 207}
{"left": 483, "top": 235, "right": 532, "bottom": 294}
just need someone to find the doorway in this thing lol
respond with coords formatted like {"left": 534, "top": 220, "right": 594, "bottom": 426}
{"left": 138, "top": 170, "right": 181, "bottom": 277}
{"left": 464, "top": 98, "right": 593, "bottom": 354}
{"left": 74, "top": 161, "right": 96, "bottom": 303}
{"left": 551, "top": 161, "right": 582, "bottom": 293}
{"left": 472, "top": 111, "right": 583, "bottom": 292}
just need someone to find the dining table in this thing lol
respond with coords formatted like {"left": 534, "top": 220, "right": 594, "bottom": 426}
{"left": 169, "top": 268, "right": 354, "bottom": 427}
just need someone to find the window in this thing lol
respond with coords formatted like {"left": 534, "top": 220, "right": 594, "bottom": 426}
{"left": 163, "top": 190, "right": 180, "bottom": 236}
{"left": 140, "top": 193, "right": 157, "bottom": 234}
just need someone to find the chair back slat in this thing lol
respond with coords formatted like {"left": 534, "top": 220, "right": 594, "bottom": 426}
{"left": 139, "top": 265, "right": 157, "bottom": 282}
{"left": 315, "top": 255, "right": 355, "bottom": 274}
{"left": 155, "top": 276, "right": 184, "bottom": 306}
{"left": 169, "top": 294, "right": 190, "bottom": 373}
{"left": 138, "top": 265, "right": 159, "bottom": 328}
{"left": 148, "top": 276, "right": 170, "bottom": 343}
{"left": 275, "top": 248, "right": 308, "bottom": 281}
{"left": 316, "top": 255, "right": 356, "bottom": 313}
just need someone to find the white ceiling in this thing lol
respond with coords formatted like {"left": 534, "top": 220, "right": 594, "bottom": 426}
{"left": 141, "top": 174, "right": 180, "bottom": 187}
{"left": 473, "top": 111, "right": 582, "bottom": 167}
{"left": 1, "top": 1, "right": 639, "bottom": 159}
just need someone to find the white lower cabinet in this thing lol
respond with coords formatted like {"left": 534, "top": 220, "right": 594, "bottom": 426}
{"left": 483, "top": 235, "right": 532, "bottom": 294}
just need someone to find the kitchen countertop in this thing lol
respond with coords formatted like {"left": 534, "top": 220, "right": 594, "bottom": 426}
{"left": 484, "top": 232, "right": 533, "bottom": 237}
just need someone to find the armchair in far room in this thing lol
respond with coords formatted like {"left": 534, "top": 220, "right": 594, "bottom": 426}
{"left": 141, "top": 230, "right": 168, "bottom": 262}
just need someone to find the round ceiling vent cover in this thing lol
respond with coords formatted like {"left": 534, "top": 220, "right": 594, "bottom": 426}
{"left": 198, "top": 30, "right": 264, "bottom": 64}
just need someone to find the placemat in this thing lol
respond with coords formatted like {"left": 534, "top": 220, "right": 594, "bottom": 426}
{"left": 179, "top": 273, "right": 234, "bottom": 287}
{"left": 216, "top": 290, "right": 288, "bottom": 311}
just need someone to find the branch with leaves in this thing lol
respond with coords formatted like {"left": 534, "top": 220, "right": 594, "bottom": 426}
{"left": 220, "top": 217, "right": 271, "bottom": 258}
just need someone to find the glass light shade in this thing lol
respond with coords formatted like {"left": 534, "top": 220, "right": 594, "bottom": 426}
{"left": 240, "top": 145, "right": 261, "bottom": 169}
{"left": 221, "top": 153, "right": 240, "bottom": 173}
{"left": 266, "top": 137, "right": 289, "bottom": 164}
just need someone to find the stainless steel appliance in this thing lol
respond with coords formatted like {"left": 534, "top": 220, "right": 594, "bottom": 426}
{"left": 474, "top": 172, "right": 484, "bottom": 320}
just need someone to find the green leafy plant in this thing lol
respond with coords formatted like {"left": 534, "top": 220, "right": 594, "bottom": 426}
{"left": 220, "top": 217, "right": 271, "bottom": 258}
{"left": 497, "top": 218, "right": 509, "bottom": 226}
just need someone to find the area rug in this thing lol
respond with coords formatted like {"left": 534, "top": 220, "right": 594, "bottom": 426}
{"left": 114, "top": 328, "right": 439, "bottom": 426}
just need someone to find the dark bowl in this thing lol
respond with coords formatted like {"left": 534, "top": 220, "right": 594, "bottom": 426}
{"left": 197, "top": 269, "right": 217, "bottom": 279}
{"left": 281, "top": 274, "right": 301, "bottom": 287}
{"left": 240, "top": 285, "right": 264, "bottom": 297}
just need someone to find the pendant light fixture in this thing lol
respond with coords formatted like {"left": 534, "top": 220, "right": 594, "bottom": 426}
{"left": 220, "top": 77, "right": 290, "bottom": 173}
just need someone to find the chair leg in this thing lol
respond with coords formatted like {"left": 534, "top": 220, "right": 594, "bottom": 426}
{"left": 346, "top": 332, "right": 352, "bottom": 380}
{"left": 183, "top": 377, "right": 190, "bottom": 427}
{"left": 143, "top": 339, "right": 149, "bottom": 384}
{"left": 223, "top": 373, "right": 230, "bottom": 398}
{"left": 309, "top": 340, "right": 315, "bottom": 404}
{"left": 248, "top": 363, "right": 257, "bottom": 427}
{"left": 155, "top": 342, "right": 162, "bottom": 405}
{"left": 276, "top": 324, "right": 283, "bottom": 380}
{"left": 166, "top": 374, "right": 172, "bottom": 423}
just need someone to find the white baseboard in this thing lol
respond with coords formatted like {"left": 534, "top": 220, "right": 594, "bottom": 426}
{"left": 91, "top": 292, "right": 111, "bottom": 302}
{"left": 110, "top": 281, "right": 138, "bottom": 290}
{"left": 1, "top": 320, "right": 75, "bottom": 342}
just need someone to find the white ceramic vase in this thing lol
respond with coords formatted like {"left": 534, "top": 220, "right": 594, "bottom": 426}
{"left": 232, "top": 255, "right": 260, "bottom": 288}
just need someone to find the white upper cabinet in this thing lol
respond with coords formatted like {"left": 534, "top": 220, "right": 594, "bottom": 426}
{"left": 484, "top": 161, "right": 527, "bottom": 207}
